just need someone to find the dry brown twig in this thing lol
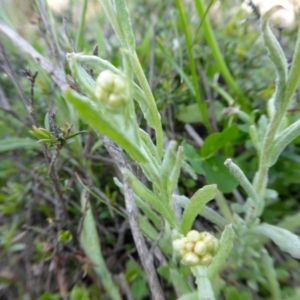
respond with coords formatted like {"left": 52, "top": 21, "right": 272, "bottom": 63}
{"left": 101, "top": 136, "right": 165, "bottom": 300}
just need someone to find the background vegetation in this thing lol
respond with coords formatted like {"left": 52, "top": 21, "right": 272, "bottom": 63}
{"left": 0, "top": 0, "right": 299, "bottom": 299}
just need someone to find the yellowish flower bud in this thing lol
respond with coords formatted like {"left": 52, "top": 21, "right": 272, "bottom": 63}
{"left": 108, "top": 94, "right": 124, "bottom": 108}
{"left": 95, "top": 70, "right": 127, "bottom": 108}
{"left": 182, "top": 252, "right": 200, "bottom": 267}
{"left": 186, "top": 230, "right": 202, "bottom": 242}
{"left": 113, "top": 75, "right": 127, "bottom": 94}
{"left": 200, "top": 253, "right": 213, "bottom": 266}
{"left": 97, "top": 70, "right": 115, "bottom": 92}
{"left": 185, "top": 241, "right": 195, "bottom": 252}
{"left": 172, "top": 238, "right": 186, "bottom": 253}
{"left": 194, "top": 241, "right": 207, "bottom": 256}
{"left": 202, "top": 232, "right": 216, "bottom": 251}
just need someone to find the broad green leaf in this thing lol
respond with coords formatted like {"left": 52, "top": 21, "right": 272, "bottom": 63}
{"left": 176, "top": 104, "right": 201, "bottom": 123}
{"left": 0, "top": 137, "right": 40, "bottom": 152}
{"left": 223, "top": 286, "right": 252, "bottom": 300}
{"left": 201, "top": 125, "right": 239, "bottom": 159}
{"left": 250, "top": 223, "right": 300, "bottom": 259}
{"left": 182, "top": 141, "right": 205, "bottom": 175}
{"left": 38, "top": 293, "right": 60, "bottom": 300}
{"left": 125, "top": 260, "right": 149, "bottom": 299}
{"left": 70, "top": 285, "right": 91, "bottom": 300}
{"left": 203, "top": 156, "right": 239, "bottom": 193}
{"left": 180, "top": 184, "right": 217, "bottom": 234}
{"left": 208, "top": 224, "right": 235, "bottom": 280}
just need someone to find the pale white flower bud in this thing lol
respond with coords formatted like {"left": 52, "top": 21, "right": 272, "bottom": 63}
{"left": 186, "top": 230, "right": 202, "bottom": 242}
{"left": 97, "top": 70, "right": 115, "bottom": 92}
{"left": 95, "top": 70, "right": 127, "bottom": 108}
{"left": 185, "top": 241, "right": 195, "bottom": 252}
{"left": 194, "top": 241, "right": 207, "bottom": 256}
{"left": 202, "top": 232, "right": 216, "bottom": 251}
{"left": 108, "top": 94, "right": 124, "bottom": 108}
{"left": 113, "top": 76, "right": 127, "bottom": 94}
{"left": 172, "top": 238, "right": 186, "bottom": 253}
{"left": 181, "top": 252, "right": 200, "bottom": 267}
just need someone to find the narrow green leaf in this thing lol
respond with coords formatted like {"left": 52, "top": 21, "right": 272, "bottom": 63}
{"left": 180, "top": 184, "right": 217, "bottom": 234}
{"left": 161, "top": 141, "right": 177, "bottom": 196}
{"left": 173, "top": 194, "right": 228, "bottom": 229}
{"left": 207, "top": 224, "right": 235, "bottom": 280}
{"left": 126, "top": 169, "right": 178, "bottom": 229}
{"left": 67, "top": 54, "right": 96, "bottom": 100}
{"left": 79, "top": 190, "right": 122, "bottom": 300}
{"left": 138, "top": 215, "right": 172, "bottom": 255}
{"left": 0, "top": 137, "right": 40, "bottom": 152}
{"left": 278, "top": 212, "right": 300, "bottom": 231}
{"left": 191, "top": 266, "right": 215, "bottom": 300}
{"left": 169, "top": 268, "right": 193, "bottom": 295}
{"left": 262, "top": 6, "right": 288, "bottom": 110}
{"left": 64, "top": 88, "right": 147, "bottom": 164}
{"left": 139, "top": 129, "right": 160, "bottom": 163}
{"left": 114, "top": 0, "right": 136, "bottom": 51}
{"left": 98, "top": 0, "right": 127, "bottom": 47}
{"left": 170, "top": 146, "right": 184, "bottom": 193}
{"left": 175, "top": 0, "right": 208, "bottom": 129}
{"left": 249, "top": 125, "right": 260, "bottom": 152}
{"left": 113, "top": 177, "right": 162, "bottom": 228}
{"left": 224, "top": 159, "right": 259, "bottom": 205}
{"left": 284, "top": 16, "right": 300, "bottom": 107}
{"left": 269, "top": 118, "right": 300, "bottom": 166}
{"left": 75, "top": 0, "right": 88, "bottom": 51}
{"left": 250, "top": 223, "right": 300, "bottom": 259}
{"left": 261, "top": 249, "right": 281, "bottom": 300}
{"left": 156, "top": 38, "right": 195, "bottom": 95}
{"left": 193, "top": 0, "right": 248, "bottom": 109}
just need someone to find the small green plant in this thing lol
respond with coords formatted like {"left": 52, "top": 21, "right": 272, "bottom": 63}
{"left": 63, "top": 2, "right": 300, "bottom": 299}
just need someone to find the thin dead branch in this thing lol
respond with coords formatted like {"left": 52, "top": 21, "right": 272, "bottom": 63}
{"left": 102, "top": 136, "right": 165, "bottom": 300}
{"left": 0, "top": 21, "right": 67, "bottom": 89}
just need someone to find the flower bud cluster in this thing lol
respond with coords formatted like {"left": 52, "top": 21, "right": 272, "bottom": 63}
{"left": 172, "top": 230, "right": 219, "bottom": 267}
{"left": 95, "top": 70, "right": 128, "bottom": 108}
